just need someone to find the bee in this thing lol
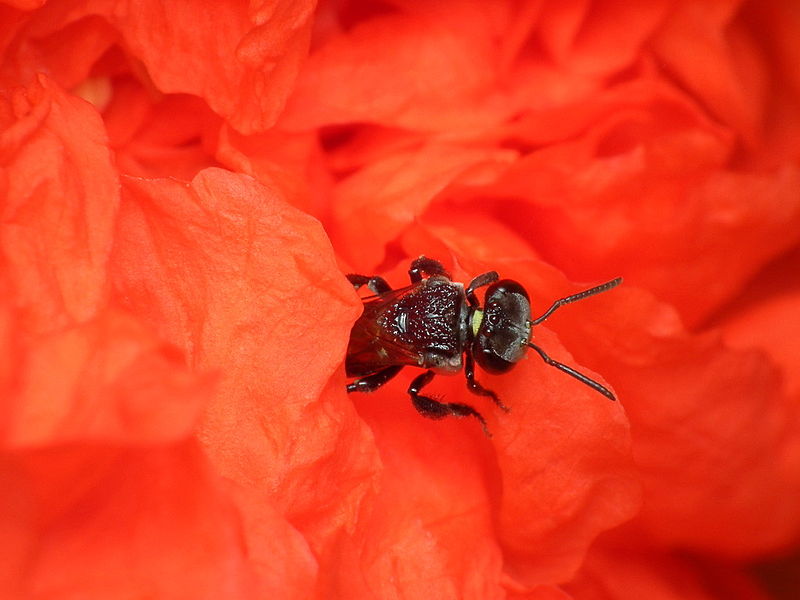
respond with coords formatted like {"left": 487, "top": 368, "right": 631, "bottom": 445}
{"left": 345, "top": 256, "right": 621, "bottom": 436}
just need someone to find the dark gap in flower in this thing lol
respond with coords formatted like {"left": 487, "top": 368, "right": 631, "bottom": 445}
{"left": 603, "top": 62, "right": 645, "bottom": 88}
{"left": 649, "top": 55, "right": 737, "bottom": 143}
{"left": 513, "top": 26, "right": 552, "bottom": 65}
{"left": 337, "top": 0, "right": 401, "bottom": 33}
{"left": 89, "top": 44, "right": 130, "bottom": 80}
{"left": 725, "top": 137, "right": 757, "bottom": 170}
{"left": 497, "top": 139, "right": 538, "bottom": 155}
{"left": 495, "top": 128, "right": 546, "bottom": 155}
{"left": 701, "top": 243, "right": 800, "bottom": 332}
{"left": 594, "top": 119, "right": 650, "bottom": 158}
{"left": 686, "top": 550, "right": 784, "bottom": 600}
{"left": 319, "top": 123, "right": 360, "bottom": 152}
{"left": 735, "top": 1, "right": 800, "bottom": 168}
{"left": 489, "top": 198, "right": 571, "bottom": 273}
{"left": 373, "top": 239, "right": 407, "bottom": 274}
{"left": 319, "top": 123, "right": 428, "bottom": 179}
{"left": 753, "top": 547, "right": 800, "bottom": 600}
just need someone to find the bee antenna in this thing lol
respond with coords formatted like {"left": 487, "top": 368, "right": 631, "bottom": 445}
{"left": 530, "top": 277, "right": 622, "bottom": 326}
{"left": 527, "top": 342, "right": 616, "bottom": 401}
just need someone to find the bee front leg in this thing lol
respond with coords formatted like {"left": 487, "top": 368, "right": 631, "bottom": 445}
{"left": 464, "top": 352, "right": 509, "bottom": 412}
{"left": 408, "top": 370, "right": 491, "bottom": 437}
{"left": 347, "top": 273, "right": 392, "bottom": 294}
{"left": 465, "top": 270, "right": 499, "bottom": 308}
{"left": 347, "top": 366, "right": 403, "bottom": 393}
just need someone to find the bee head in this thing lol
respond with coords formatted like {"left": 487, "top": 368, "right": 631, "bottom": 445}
{"left": 471, "top": 280, "right": 532, "bottom": 374}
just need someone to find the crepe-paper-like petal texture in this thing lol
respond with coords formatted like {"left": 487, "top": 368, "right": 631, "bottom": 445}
{"left": 215, "top": 123, "right": 323, "bottom": 215}
{"left": 552, "top": 287, "right": 800, "bottom": 557}
{"left": 0, "top": 8, "right": 117, "bottom": 90}
{"left": 104, "top": 0, "right": 316, "bottom": 133}
{"left": 0, "top": 72, "right": 244, "bottom": 597}
{"left": 110, "top": 169, "right": 381, "bottom": 592}
{"left": 493, "top": 327, "right": 639, "bottom": 583}
{"left": 332, "top": 143, "right": 517, "bottom": 269}
{"left": 282, "top": 2, "right": 506, "bottom": 132}
{"left": 475, "top": 86, "right": 800, "bottom": 327}
{"left": 3, "top": 305, "right": 213, "bottom": 447}
{"left": 1, "top": 0, "right": 314, "bottom": 133}
{"left": 4, "top": 442, "right": 277, "bottom": 599}
{"left": 336, "top": 378, "right": 504, "bottom": 599}
{"left": 102, "top": 78, "right": 222, "bottom": 179}
{"left": 3, "top": 0, "right": 800, "bottom": 597}
{"left": 1, "top": 75, "right": 117, "bottom": 332}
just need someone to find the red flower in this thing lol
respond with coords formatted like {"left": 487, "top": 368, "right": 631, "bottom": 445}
{"left": 1, "top": 1, "right": 799, "bottom": 598}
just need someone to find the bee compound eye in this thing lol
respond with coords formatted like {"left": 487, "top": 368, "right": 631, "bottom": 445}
{"left": 473, "top": 331, "right": 515, "bottom": 373}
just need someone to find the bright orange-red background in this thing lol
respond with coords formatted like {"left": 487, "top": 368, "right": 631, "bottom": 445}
{"left": 1, "top": 1, "right": 799, "bottom": 598}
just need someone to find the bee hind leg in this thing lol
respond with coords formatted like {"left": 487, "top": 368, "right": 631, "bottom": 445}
{"left": 408, "top": 370, "right": 491, "bottom": 437}
{"left": 347, "top": 365, "right": 403, "bottom": 393}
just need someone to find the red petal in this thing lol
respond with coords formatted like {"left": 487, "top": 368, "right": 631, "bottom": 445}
{"left": 331, "top": 143, "right": 516, "bottom": 271}
{"left": 0, "top": 9, "right": 116, "bottom": 90}
{"left": 103, "top": 78, "right": 221, "bottom": 179}
{"left": 480, "top": 84, "right": 800, "bottom": 326}
{"left": 0, "top": 75, "right": 117, "bottom": 331}
{"left": 327, "top": 385, "right": 506, "bottom": 598}
{"left": 216, "top": 123, "right": 322, "bottom": 215}
{"left": 111, "top": 168, "right": 382, "bottom": 587}
{"left": 536, "top": 0, "right": 670, "bottom": 76}
{"left": 557, "top": 286, "right": 800, "bottom": 557}
{"left": 281, "top": 4, "right": 508, "bottom": 132}
{"left": 652, "top": 0, "right": 763, "bottom": 142}
{"left": 491, "top": 330, "right": 639, "bottom": 584}
{"left": 3, "top": 442, "right": 304, "bottom": 598}
{"left": 110, "top": 0, "right": 315, "bottom": 132}
{"left": 1, "top": 1, "right": 314, "bottom": 133}
{"left": 721, "top": 247, "right": 800, "bottom": 396}
{"left": 3, "top": 305, "right": 212, "bottom": 447}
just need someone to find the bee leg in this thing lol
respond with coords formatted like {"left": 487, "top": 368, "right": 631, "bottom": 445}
{"left": 347, "top": 365, "right": 403, "bottom": 393}
{"left": 346, "top": 273, "right": 392, "bottom": 294}
{"left": 464, "top": 352, "right": 509, "bottom": 412}
{"left": 408, "top": 370, "right": 491, "bottom": 437}
{"left": 408, "top": 256, "right": 451, "bottom": 283}
{"left": 465, "top": 271, "right": 499, "bottom": 308}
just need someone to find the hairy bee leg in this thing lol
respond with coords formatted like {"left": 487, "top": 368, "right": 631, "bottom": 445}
{"left": 465, "top": 271, "right": 499, "bottom": 308}
{"left": 464, "top": 352, "right": 509, "bottom": 412}
{"left": 347, "top": 365, "right": 403, "bottom": 393}
{"left": 346, "top": 273, "right": 392, "bottom": 294}
{"left": 408, "top": 256, "right": 451, "bottom": 284}
{"left": 408, "top": 370, "right": 491, "bottom": 437}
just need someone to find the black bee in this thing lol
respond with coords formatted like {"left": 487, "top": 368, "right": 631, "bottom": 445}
{"left": 345, "top": 256, "right": 621, "bottom": 435}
